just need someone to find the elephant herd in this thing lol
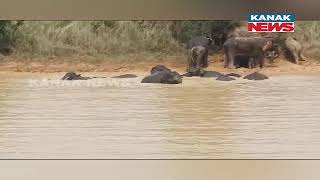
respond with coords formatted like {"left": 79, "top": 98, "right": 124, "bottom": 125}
{"left": 61, "top": 65, "right": 183, "bottom": 84}
{"left": 61, "top": 35, "right": 306, "bottom": 84}
{"left": 185, "top": 35, "right": 306, "bottom": 76}
{"left": 61, "top": 65, "right": 268, "bottom": 84}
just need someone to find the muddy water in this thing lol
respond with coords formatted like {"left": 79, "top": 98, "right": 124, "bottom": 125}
{"left": 0, "top": 72, "right": 320, "bottom": 159}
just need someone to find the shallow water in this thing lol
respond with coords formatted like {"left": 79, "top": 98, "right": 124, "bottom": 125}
{"left": 0, "top": 72, "right": 320, "bottom": 158}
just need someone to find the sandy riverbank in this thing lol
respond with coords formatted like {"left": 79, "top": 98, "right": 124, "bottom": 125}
{"left": 0, "top": 54, "right": 320, "bottom": 76}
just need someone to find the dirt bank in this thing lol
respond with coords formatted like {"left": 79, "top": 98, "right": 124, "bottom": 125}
{"left": 0, "top": 54, "right": 320, "bottom": 76}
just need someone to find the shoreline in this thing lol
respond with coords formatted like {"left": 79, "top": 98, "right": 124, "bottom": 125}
{"left": 0, "top": 55, "right": 320, "bottom": 76}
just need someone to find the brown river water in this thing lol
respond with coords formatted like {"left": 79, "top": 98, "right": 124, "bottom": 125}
{"left": 0, "top": 72, "right": 320, "bottom": 159}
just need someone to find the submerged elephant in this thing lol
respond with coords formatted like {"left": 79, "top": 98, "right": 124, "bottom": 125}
{"left": 150, "top": 65, "right": 172, "bottom": 74}
{"left": 141, "top": 65, "right": 182, "bottom": 84}
{"left": 141, "top": 71, "right": 182, "bottom": 84}
{"left": 204, "top": 71, "right": 239, "bottom": 81}
{"left": 223, "top": 36, "right": 278, "bottom": 69}
{"left": 216, "top": 75, "right": 236, "bottom": 81}
{"left": 61, "top": 72, "right": 92, "bottom": 80}
{"left": 182, "top": 70, "right": 224, "bottom": 78}
{"left": 111, "top": 74, "right": 138, "bottom": 78}
{"left": 243, "top": 72, "right": 269, "bottom": 80}
{"left": 284, "top": 37, "right": 306, "bottom": 64}
{"left": 202, "top": 70, "right": 224, "bottom": 78}
{"left": 225, "top": 73, "right": 241, "bottom": 78}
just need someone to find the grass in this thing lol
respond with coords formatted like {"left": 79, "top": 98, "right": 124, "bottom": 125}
{"left": 12, "top": 21, "right": 183, "bottom": 58}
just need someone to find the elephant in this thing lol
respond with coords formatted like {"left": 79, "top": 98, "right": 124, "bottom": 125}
{"left": 284, "top": 37, "right": 306, "bottom": 64}
{"left": 185, "top": 36, "right": 213, "bottom": 76}
{"left": 182, "top": 70, "right": 224, "bottom": 78}
{"left": 225, "top": 73, "right": 241, "bottom": 78}
{"left": 142, "top": 65, "right": 182, "bottom": 84}
{"left": 151, "top": 65, "right": 172, "bottom": 74}
{"left": 182, "top": 71, "right": 224, "bottom": 78}
{"left": 186, "top": 46, "right": 208, "bottom": 75}
{"left": 223, "top": 36, "right": 276, "bottom": 69}
{"left": 212, "top": 33, "right": 228, "bottom": 50}
{"left": 202, "top": 70, "right": 224, "bottom": 78}
{"left": 61, "top": 72, "right": 92, "bottom": 80}
{"left": 112, "top": 74, "right": 138, "bottom": 78}
{"left": 141, "top": 71, "right": 182, "bottom": 84}
{"left": 186, "top": 36, "right": 213, "bottom": 50}
{"left": 216, "top": 75, "right": 236, "bottom": 81}
{"left": 243, "top": 72, "right": 269, "bottom": 80}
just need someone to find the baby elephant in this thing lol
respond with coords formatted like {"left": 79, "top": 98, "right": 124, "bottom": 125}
{"left": 141, "top": 65, "right": 182, "bottom": 84}
{"left": 186, "top": 46, "right": 208, "bottom": 76}
{"left": 284, "top": 37, "right": 306, "bottom": 64}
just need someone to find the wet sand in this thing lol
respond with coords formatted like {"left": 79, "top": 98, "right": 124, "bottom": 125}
{"left": 0, "top": 54, "right": 320, "bottom": 76}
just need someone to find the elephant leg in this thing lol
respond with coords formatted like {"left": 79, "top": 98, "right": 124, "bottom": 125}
{"left": 202, "top": 51, "right": 209, "bottom": 68}
{"left": 186, "top": 54, "right": 192, "bottom": 72}
{"left": 187, "top": 50, "right": 196, "bottom": 72}
{"left": 248, "top": 58, "right": 254, "bottom": 69}
{"left": 233, "top": 56, "right": 239, "bottom": 68}
{"left": 201, "top": 56, "right": 208, "bottom": 68}
{"left": 254, "top": 60, "right": 259, "bottom": 68}
{"left": 260, "top": 58, "right": 265, "bottom": 68}
{"left": 186, "top": 64, "right": 190, "bottom": 72}
{"left": 195, "top": 54, "right": 201, "bottom": 69}
{"left": 299, "top": 54, "right": 305, "bottom": 61}
{"left": 299, "top": 52, "right": 307, "bottom": 61}
{"left": 254, "top": 53, "right": 264, "bottom": 69}
{"left": 227, "top": 52, "right": 235, "bottom": 69}
{"left": 293, "top": 53, "right": 299, "bottom": 64}
{"left": 223, "top": 49, "right": 229, "bottom": 68}
{"left": 256, "top": 56, "right": 265, "bottom": 69}
{"left": 224, "top": 55, "right": 229, "bottom": 68}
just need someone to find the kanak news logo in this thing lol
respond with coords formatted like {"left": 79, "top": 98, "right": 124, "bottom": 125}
{"left": 248, "top": 14, "right": 295, "bottom": 32}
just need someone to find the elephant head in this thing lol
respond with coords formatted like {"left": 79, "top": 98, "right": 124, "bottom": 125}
{"left": 161, "top": 71, "right": 182, "bottom": 84}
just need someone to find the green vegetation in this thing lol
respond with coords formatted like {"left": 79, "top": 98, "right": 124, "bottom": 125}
{"left": 12, "top": 21, "right": 181, "bottom": 57}
{"left": 0, "top": 21, "right": 22, "bottom": 41}
{"left": 0, "top": 21, "right": 238, "bottom": 57}
{"left": 0, "top": 21, "right": 319, "bottom": 59}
